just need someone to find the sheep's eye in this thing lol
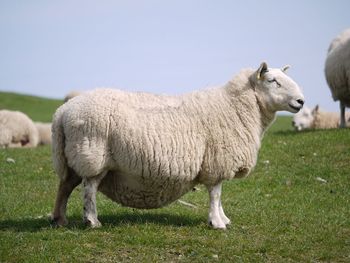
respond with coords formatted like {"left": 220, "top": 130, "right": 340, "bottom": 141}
{"left": 267, "top": 78, "right": 281, "bottom": 87}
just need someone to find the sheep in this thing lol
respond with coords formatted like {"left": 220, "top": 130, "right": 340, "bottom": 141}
{"left": 35, "top": 122, "right": 52, "bottom": 145}
{"left": 64, "top": 90, "right": 83, "bottom": 103}
{"left": 292, "top": 104, "right": 350, "bottom": 131}
{"left": 0, "top": 110, "right": 39, "bottom": 148}
{"left": 325, "top": 28, "right": 350, "bottom": 128}
{"left": 51, "top": 62, "right": 305, "bottom": 229}
{"left": 292, "top": 106, "right": 313, "bottom": 131}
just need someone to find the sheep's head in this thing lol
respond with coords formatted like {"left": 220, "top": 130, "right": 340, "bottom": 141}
{"left": 292, "top": 105, "right": 313, "bottom": 131}
{"left": 251, "top": 62, "right": 305, "bottom": 114}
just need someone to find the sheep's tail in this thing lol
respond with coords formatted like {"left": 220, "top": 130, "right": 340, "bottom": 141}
{"left": 51, "top": 107, "right": 68, "bottom": 181}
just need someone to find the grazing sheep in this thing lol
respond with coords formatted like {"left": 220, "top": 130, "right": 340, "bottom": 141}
{"left": 51, "top": 62, "right": 304, "bottom": 229}
{"left": 35, "top": 122, "right": 52, "bottom": 145}
{"left": 0, "top": 110, "right": 39, "bottom": 148}
{"left": 292, "top": 105, "right": 350, "bottom": 131}
{"left": 292, "top": 106, "right": 313, "bottom": 131}
{"left": 325, "top": 28, "right": 350, "bottom": 127}
{"left": 64, "top": 91, "right": 82, "bottom": 103}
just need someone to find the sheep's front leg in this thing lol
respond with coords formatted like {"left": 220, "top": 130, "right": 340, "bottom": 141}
{"left": 340, "top": 101, "right": 346, "bottom": 128}
{"left": 219, "top": 200, "right": 231, "bottom": 226}
{"left": 82, "top": 173, "right": 105, "bottom": 228}
{"left": 207, "top": 182, "right": 231, "bottom": 229}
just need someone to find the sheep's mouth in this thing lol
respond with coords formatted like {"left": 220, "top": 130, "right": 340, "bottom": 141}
{"left": 288, "top": 103, "right": 302, "bottom": 112}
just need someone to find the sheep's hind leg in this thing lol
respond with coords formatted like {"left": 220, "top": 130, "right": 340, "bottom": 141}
{"left": 340, "top": 101, "right": 346, "bottom": 128}
{"left": 207, "top": 182, "right": 230, "bottom": 229}
{"left": 51, "top": 168, "right": 82, "bottom": 226}
{"left": 82, "top": 172, "right": 106, "bottom": 228}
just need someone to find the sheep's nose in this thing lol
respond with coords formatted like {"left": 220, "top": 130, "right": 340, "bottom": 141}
{"left": 296, "top": 99, "right": 304, "bottom": 106}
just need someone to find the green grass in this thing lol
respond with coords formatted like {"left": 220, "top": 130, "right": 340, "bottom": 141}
{"left": 0, "top": 93, "right": 349, "bottom": 262}
{"left": 0, "top": 91, "right": 63, "bottom": 122}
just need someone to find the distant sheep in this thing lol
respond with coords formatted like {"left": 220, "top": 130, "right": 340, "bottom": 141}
{"left": 35, "top": 122, "right": 52, "bottom": 145}
{"left": 325, "top": 28, "right": 350, "bottom": 127}
{"left": 0, "top": 110, "right": 39, "bottom": 148}
{"left": 51, "top": 62, "right": 304, "bottom": 229}
{"left": 292, "top": 105, "right": 350, "bottom": 131}
{"left": 292, "top": 106, "right": 313, "bottom": 131}
{"left": 64, "top": 91, "right": 83, "bottom": 103}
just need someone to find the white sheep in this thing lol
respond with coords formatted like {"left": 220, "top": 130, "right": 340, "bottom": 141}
{"left": 63, "top": 90, "right": 83, "bottom": 103}
{"left": 0, "top": 110, "right": 39, "bottom": 148}
{"left": 35, "top": 122, "right": 52, "bottom": 145}
{"left": 325, "top": 28, "right": 350, "bottom": 128}
{"left": 292, "top": 105, "right": 350, "bottom": 131}
{"left": 292, "top": 106, "right": 313, "bottom": 131}
{"left": 51, "top": 62, "right": 304, "bottom": 229}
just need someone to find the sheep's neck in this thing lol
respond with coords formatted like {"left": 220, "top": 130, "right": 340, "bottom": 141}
{"left": 225, "top": 79, "right": 276, "bottom": 139}
{"left": 254, "top": 93, "right": 276, "bottom": 137}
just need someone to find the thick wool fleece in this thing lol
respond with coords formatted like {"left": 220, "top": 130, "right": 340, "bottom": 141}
{"left": 35, "top": 122, "right": 52, "bottom": 145}
{"left": 0, "top": 110, "right": 39, "bottom": 148}
{"left": 325, "top": 28, "right": 350, "bottom": 107}
{"left": 52, "top": 69, "right": 276, "bottom": 209}
{"left": 312, "top": 110, "right": 350, "bottom": 129}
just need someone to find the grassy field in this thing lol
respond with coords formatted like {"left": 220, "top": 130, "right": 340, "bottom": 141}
{"left": 0, "top": 91, "right": 62, "bottom": 122}
{"left": 0, "top": 92, "right": 349, "bottom": 262}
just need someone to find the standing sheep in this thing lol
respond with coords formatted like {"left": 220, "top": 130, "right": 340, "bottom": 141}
{"left": 292, "top": 105, "right": 350, "bottom": 131}
{"left": 0, "top": 110, "right": 39, "bottom": 148}
{"left": 35, "top": 122, "right": 52, "bottom": 145}
{"left": 325, "top": 28, "right": 350, "bottom": 128}
{"left": 51, "top": 62, "right": 304, "bottom": 229}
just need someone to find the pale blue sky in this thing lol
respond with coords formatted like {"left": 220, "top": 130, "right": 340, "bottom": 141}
{"left": 0, "top": 1, "right": 349, "bottom": 112}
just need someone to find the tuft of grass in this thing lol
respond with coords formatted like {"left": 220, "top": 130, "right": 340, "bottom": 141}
{"left": 0, "top": 92, "right": 349, "bottom": 262}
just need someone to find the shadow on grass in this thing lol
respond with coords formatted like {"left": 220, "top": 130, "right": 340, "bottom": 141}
{"left": 272, "top": 127, "right": 346, "bottom": 136}
{"left": 0, "top": 211, "right": 203, "bottom": 233}
{"left": 272, "top": 129, "right": 324, "bottom": 136}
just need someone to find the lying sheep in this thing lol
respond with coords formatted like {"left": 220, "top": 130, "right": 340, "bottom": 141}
{"left": 64, "top": 91, "right": 83, "bottom": 103}
{"left": 292, "top": 105, "right": 350, "bottom": 131}
{"left": 35, "top": 122, "right": 52, "bottom": 145}
{"left": 311, "top": 105, "right": 350, "bottom": 129}
{"left": 51, "top": 62, "right": 304, "bottom": 229}
{"left": 0, "top": 110, "right": 39, "bottom": 148}
{"left": 325, "top": 28, "right": 350, "bottom": 127}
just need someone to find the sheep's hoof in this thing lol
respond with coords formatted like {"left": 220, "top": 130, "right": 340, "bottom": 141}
{"left": 209, "top": 220, "right": 227, "bottom": 230}
{"left": 222, "top": 217, "right": 231, "bottom": 226}
{"left": 49, "top": 215, "right": 68, "bottom": 227}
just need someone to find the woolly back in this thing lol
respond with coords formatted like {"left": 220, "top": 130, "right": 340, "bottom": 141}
{"left": 312, "top": 111, "right": 340, "bottom": 129}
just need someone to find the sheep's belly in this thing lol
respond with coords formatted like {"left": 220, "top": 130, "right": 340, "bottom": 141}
{"left": 98, "top": 171, "right": 197, "bottom": 209}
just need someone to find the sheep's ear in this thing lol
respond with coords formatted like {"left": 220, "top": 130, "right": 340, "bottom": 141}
{"left": 312, "top": 104, "right": 319, "bottom": 115}
{"left": 257, "top": 62, "right": 268, "bottom": 80}
{"left": 281, "top": 65, "right": 290, "bottom": 72}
